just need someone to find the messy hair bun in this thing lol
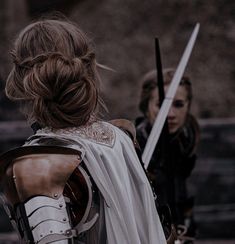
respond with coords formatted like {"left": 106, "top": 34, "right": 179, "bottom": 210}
{"left": 6, "top": 19, "right": 104, "bottom": 128}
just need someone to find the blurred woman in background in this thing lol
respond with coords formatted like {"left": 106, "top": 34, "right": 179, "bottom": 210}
{"left": 136, "top": 68, "right": 200, "bottom": 242}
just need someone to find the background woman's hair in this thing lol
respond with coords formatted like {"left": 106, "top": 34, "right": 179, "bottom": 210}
{"left": 5, "top": 18, "right": 106, "bottom": 128}
{"left": 138, "top": 68, "right": 192, "bottom": 116}
{"left": 138, "top": 70, "right": 158, "bottom": 116}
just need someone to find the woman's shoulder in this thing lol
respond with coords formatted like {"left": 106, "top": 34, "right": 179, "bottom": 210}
{"left": 108, "top": 119, "right": 136, "bottom": 141}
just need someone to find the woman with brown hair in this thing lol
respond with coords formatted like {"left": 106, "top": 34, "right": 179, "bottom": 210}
{"left": 136, "top": 68, "right": 200, "bottom": 242}
{"left": 0, "top": 18, "right": 166, "bottom": 244}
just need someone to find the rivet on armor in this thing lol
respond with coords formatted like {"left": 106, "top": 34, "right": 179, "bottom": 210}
{"left": 13, "top": 175, "right": 16, "bottom": 180}
{"left": 54, "top": 193, "right": 58, "bottom": 198}
{"left": 40, "top": 234, "right": 43, "bottom": 237}
{"left": 65, "top": 230, "right": 71, "bottom": 236}
{"left": 63, "top": 218, "right": 67, "bottom": 221}
{"left": 59, "top": 204, "right": 63, "bottom": 208}
{"left": 60, "top": 230, "right": 63, "bottom": 233}
{"left": 50, "top": 230, "right": 53, "bottom": 233}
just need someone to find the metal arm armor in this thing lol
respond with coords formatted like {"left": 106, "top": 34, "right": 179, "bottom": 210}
{"left": 0, "top": 144, "right": 99, "bottom": 244}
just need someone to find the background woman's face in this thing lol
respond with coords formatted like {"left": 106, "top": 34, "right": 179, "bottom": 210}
{"left": 147, "top": 85, "right": 189, "bottom": 134}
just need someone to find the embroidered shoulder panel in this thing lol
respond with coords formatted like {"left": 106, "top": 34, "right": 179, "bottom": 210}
{"left": 37, "top": 121, "right": 116, "bottom": 148}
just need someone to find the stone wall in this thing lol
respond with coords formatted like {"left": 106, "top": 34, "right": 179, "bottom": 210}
{"left": 0, "top": 0, "right": 234, "bottom": 121}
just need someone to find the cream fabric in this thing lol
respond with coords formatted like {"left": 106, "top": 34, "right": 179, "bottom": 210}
{"left": 34, "top": 121, "right": 166, "bottom": 244}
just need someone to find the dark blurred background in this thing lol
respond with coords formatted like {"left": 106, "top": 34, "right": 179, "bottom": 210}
{"left": 0, "top": 0, "right": 234, "bottom": 243}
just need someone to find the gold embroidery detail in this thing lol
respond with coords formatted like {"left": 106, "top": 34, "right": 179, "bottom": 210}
{"left": 38, "top": 121, "right": 115, "bottom": 147}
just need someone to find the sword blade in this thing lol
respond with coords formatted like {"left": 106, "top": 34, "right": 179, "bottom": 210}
{"left": 142, "top": 23, "right": 200, "bottom": 168}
